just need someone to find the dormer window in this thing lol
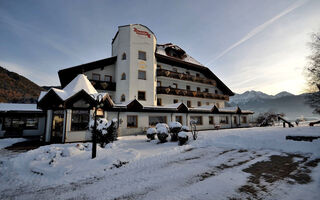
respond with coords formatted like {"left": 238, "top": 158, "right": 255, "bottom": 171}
{"left": 215, "top": 90, "right": 218, "bottom": 94}
{"left": 122, "top": 53, "right": 126, "bottom": 60}
{"left": 92, "top": 73, "right": 100, "bottom": 81}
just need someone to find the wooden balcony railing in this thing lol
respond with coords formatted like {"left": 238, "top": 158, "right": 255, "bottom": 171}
{"left": 157, "top": 86, "right": 229, "bottom": 101}
{"left": 157, "top": 69, "right": 216, "bottom": 86}
{"left": 89, "top": 80, "right": 116, "bottom": 91}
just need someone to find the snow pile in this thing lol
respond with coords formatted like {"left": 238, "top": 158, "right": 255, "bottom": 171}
{"left": 178, "top": 131, "right": 188, "bottom": 139}
{"left": 182, "top": 126, "right": 189, "bottom": 131}
{"left": 156, "top": 123, "right": 169, "bottom": 134}
{"left": 7, "top": 142, "right": 137, "bottom": 185}
{"left": 0, "top": 138, "right": 27, "bottom": 149}
{"left": 168, "top": 122, "right": 182, "bottom": 129}
{"left": 147, "top": 127, "right": 157, "bottom": 135}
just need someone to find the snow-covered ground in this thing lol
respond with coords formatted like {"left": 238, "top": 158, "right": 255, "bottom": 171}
{"left": 0, "top": 126, "right": 319, "bottom": 200}
{"left": 0, "top": 138, "right": 27, "bottom": 149}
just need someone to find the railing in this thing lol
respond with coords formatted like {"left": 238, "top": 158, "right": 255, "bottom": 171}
{"left": 157, "top": 69, "right": 216, "bottom": 86}
{"left": 89, "top": 80, "right": 116, "bottom": 91}
{"left": 157, "top": 86, "right": 229, "bottom": 101}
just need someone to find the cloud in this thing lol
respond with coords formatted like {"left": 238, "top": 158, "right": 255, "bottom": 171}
{"left": 205, "top": 0, "right": 309, "bottom": 65}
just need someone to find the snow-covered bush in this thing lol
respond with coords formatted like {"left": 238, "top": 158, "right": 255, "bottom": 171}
{"left": 146, "top": 127, "right": 157, "bottom": 140}
{"left": 156, "top": 123, "right": 169, "bottom": 143}
{"left": 178, "top": 131, "right": 189, "bottom": 145}
{"left": 90, "top": 118, "right": 118, "bottom": 147}
{"left": 181, "top": 125, "right": 189, "bottom": 132}
{"left": 168, "top": 122, "right": 182, "bottom": 141}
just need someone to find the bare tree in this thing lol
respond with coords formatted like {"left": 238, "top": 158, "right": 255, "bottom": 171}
{"left": 305, "top": 32, "right": 320, "bottom": 114}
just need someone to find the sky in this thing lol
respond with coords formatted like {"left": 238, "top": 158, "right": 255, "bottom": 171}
{"left": 0, "top": 0, "right": 319, "bottom": 95}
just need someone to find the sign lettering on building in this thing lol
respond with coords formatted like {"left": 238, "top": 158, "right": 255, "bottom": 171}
{"left": 133, "top": 27, "right": 151, "bottom": 38}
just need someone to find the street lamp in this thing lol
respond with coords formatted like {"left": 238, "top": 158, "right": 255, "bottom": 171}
{"left": 90, "top": 94, "right": 103, "bottom": 159}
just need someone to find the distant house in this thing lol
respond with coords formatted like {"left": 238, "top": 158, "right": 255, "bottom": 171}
{"left": 0, "top": 103, "right": 45, "bottom": 138}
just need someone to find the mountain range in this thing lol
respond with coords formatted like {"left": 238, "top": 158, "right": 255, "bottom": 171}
{"left": 0, "top": 66, "right": 44, "bottom": 103}
{"left": 229, "top": 90, "right": 318, "bottom": 120}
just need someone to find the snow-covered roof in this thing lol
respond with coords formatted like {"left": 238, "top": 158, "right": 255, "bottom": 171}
{"left": 39, "top": 74, "right": 98, "bottom": 102}
{"left": 218, "top": 107, "right": 239, "bottom": 113}
{"left": 190, "top": 105, "right": 216, "bottom": 112}
{"left": 0, "top": 103, "right": 42, "bottom": 112}
{"left": 156, "top": 43, "right": 204, "bottom": 66}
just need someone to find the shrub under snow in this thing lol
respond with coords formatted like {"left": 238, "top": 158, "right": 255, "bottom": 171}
{"left": 168, "top": 122, "right": 182, "bottom": 141}
{"left": 90, "top": 118, "right": 118, "bottom": 147}
{"left": 156, "top": 123, "right": 169, "bottom": 143}
{"left": 146, "top": 128, "right": 157, "bottom": 140}
{"left": 178, "top": 131, "right": 189, "bottom": 145}
{"left": 181, "top": 126, "right": 189, "bottom": 132}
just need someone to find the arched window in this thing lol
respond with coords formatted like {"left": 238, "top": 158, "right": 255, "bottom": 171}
{"left": 122, "top": 53, "right": 126, "bottom": 60}
{"left": 121, "top": 94, "right": 126, "bottom": 102}
{"left": 121, "top": 73, "right": 126, "bottom": 80}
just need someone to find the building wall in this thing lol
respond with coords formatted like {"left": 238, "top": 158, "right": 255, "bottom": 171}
{"left": 105, "top": 111, "right": 252, "bottom": 136}
{"left": 112, "top": 24, "right": 157, "bottom": 106}
{"left": 157, "top": 94, "right": 225, "bottom": 108}
{"left": 84, "top": 65, "right": 115, "bottom": 81}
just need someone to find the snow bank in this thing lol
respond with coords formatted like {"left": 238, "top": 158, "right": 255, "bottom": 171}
{"left": 0, "top": 138, "right": 27, "bottom": 149}
{"left": 8, "top": 142, "right": 138, "bottom": 186}
{"left": 198, "top": 127, "right": 320, "bottom": 156}
{"left": 178, "top": 131, "right": 188, "bottom": 138}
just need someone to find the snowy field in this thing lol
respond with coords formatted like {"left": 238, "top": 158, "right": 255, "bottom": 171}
{"left": 0, "top": 126, "right": 320, "bottom": 200}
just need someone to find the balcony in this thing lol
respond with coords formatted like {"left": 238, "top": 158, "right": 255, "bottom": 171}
{"left": 157, "top": 86, "right": 229, "bottom": 101}
{"left": 89, "top": 80, "right": 116, "bottom": 91}
{"left": 157, "top": 69, "right": 216, "bottom": 86}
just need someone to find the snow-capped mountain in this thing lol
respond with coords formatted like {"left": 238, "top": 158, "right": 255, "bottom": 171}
{"left": 229, "top": 91, "right": 317, "bottom": 120}
{"left": 229, "top": 90, "right": 294, "bottom": 104}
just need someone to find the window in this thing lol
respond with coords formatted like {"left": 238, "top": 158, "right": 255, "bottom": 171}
{"left": 187, "top": 101, "right": 191, "bottom": 108}
{"left": 186, "top": 71, "right": 190, "bottom": 75}
{"left": 71, "top": 110, "right": 89, "bottom": 131}
{"left": 190, "top": 116, "right": 203, "bottom": 125}
{"left": 206, "top": 102, "right": 210, "bottom": 105}
{"left": 138, "top": 70, "right": 146, "bottom": 80}
{"left": 2, "top": 116, "right": 39, "bottom": 130}
{"left": 215, "top": 90, "right": 218, "bottom": 94}
{"left": 127, "top": 115, "right": 138, "bottom": 128}
{"left": 173, "top": 99, "right": 178, "bottom": 104}
{"left": 92, "top": 73, "right": 100, "bottom": 81}
{"left": 175, "top": 116, "right": 183, "bottom": 124}
{"left": 205, "top": 88, "right": 209, "bottom": 92}
{"left": 209, "top": 116, "right": 214, "bottom": 125}
{"left": 157, "top": 81, "right": 161, "bottom": 87}
{"left": 196, "top": 73, "right": 200, "bottom": 77}
{"left": 138, "top": 51, "right": 146, "bottom": 60}
{"left": 25, "top": 118, "right": 39, "bottom": 129}
{"left": 173, "top": 83, "right": 178, "bottom": 88}
{"left": 121, "top": 94, "right": 126, "bottom": 102}
{"left": 241, "top": 116, "right": 247, "bottom": 124}
{"left": 105, "top": 75, "right": 112, "bottom": 82}
{"left": 220, "top": 116, "right": 229, "bottom": 124}
{"left": 186, "top": 85, "right": 190, "bottom": 91}
{"left": 197, "top": 87, "right": 201, "bottom": 92}
{"left": 157, "top": 65, "right": 161, "bottom": 69}
{"left": 149, "top": 116, "right": 167, "bottom": 126}
{"left": 138, "top": 91, "right": 146, "bottom": 100}
{"left": 122, "top": 53, "right": 126, "bottom": 60}
{"left": 172, "top": 68, "right": 178, "bottom": 72}
{"left": 121, "top": 73, "right": 126, "bottom": 80}
{"left": 157, "top": 98, "right": 162, "bottom": 106}
{"left": 197, "top": 101, "right": 201, "bottom": 107}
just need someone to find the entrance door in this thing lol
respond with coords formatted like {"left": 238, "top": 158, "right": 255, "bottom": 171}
{"left": 52, "top": 110, "right": 64, "bottom": 143}
{"left": 233, "top": 116, "right": 237, "bottom": 127}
